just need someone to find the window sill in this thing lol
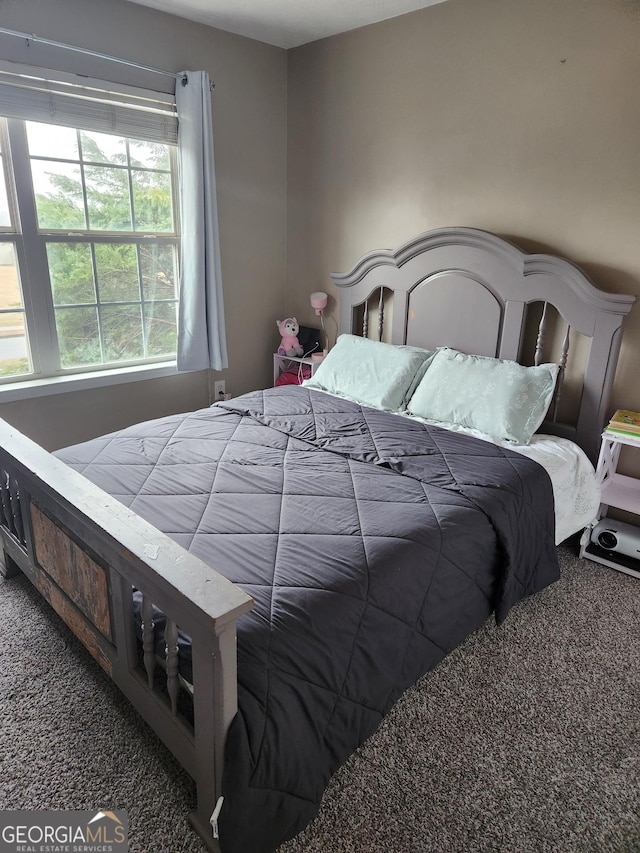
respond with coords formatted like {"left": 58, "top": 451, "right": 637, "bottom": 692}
{"left": 0, "top": 361, "right": 180, "bottom": 403}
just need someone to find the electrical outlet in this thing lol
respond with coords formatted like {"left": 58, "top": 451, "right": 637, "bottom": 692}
{"left": 214, "top": 379, "right": 226, "bottom": 400}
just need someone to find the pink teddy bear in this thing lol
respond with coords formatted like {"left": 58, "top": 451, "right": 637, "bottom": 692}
{"left": 277, "top": 317, "right": 304, "bottom": 357}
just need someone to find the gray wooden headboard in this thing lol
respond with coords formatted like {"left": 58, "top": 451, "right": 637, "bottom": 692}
{"left": 330, "top": 228, "right": 635, "bottom": 464}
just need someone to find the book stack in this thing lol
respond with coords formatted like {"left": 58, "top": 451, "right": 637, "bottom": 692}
{"left": 605, "top": 409, "right": 640, "bottom": 439}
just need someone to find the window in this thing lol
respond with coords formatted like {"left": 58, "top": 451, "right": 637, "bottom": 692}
{"left": 0, "top": 115, "right": 179, "bottom": 386}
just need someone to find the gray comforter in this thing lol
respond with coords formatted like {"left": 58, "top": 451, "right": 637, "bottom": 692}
{"left": 56, "top": 385, "right": 560, "bottom": 853}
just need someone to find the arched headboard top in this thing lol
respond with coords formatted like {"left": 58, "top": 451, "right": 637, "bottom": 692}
{"left": 331, "top": 227, "right": 634, "bottom": 329}
{"left": 330, "top": 227, "right": 636, "bottom": 463}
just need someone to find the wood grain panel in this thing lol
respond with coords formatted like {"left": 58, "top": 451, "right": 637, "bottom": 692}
{"left": 36, "top": 570, "right": 113, "bottom": 676}
{"left": 31, "top": 503, "right": 112, "bottom": 640}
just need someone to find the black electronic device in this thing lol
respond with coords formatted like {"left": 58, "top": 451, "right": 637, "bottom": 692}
{"left": 297, "top": 325, "right": 323, "bottom": 358}
{"left": 590, "top": 518, "right": 640, "bottom": 560}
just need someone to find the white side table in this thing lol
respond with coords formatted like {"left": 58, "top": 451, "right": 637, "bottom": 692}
{"left": 273, "top": 354, "right": 321, "bottom": 386}
{"left": 579, "top": 430, "right": 640, "bottom": 578}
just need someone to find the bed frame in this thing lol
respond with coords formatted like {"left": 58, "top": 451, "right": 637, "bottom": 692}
{"left": 0, "top": 228, "right": 634, "bottom": 852}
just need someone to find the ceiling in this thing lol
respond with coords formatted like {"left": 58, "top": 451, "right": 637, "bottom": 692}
{"left": 122, "top": 0, "right": 447, "bottom": 49}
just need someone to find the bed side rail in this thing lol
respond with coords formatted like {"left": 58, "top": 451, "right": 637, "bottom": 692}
{"left": 0, "top": 417, "right": 253, "bottom": 852}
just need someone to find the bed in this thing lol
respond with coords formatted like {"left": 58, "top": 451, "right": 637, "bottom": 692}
{"left": 0, "top": 228, "right": 635, "bottom": 853}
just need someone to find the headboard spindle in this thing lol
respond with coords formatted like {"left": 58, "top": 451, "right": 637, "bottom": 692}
{"left": 552, "top": 324, "right": 571, "bottom": 423}
{"left": 534, "top": 302, "right": 548, "bottom": 367}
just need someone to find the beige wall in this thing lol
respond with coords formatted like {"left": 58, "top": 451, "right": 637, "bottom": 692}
{"left": 287, "top": 0, "right": 640, "bottom": 467}
{"left": 2, "top": 0, "right": 639, "bottom": 467}
{"left": 0, "top": 0, "right": 287, "bottom": 449}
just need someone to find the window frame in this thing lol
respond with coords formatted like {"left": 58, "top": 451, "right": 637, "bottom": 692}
{"left": 0, "top": 114, "right": 181, "bottom": 399}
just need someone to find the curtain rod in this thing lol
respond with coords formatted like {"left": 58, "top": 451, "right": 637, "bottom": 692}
{"left": 0, "top": 26, "right": 214, "bottom": 88}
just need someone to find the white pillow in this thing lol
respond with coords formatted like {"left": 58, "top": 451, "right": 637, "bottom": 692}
{"left": 303, "top": 334, "right": 434, "bottom": 412}
{"left": 406, "top": 347, "right": 558, "bottom": 444}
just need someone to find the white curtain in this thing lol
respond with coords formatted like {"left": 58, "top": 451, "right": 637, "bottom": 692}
{"left": 175, "top": 70, "right": 228, "bottom": 371}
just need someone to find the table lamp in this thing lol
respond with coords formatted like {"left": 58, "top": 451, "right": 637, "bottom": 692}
{"left": 310, "top": 291, "right": 329, "bottom": 354}
{"left": 310, "top": 291, "right": 328, "bottom": 315}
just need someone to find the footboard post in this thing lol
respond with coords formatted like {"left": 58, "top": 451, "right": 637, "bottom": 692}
{"left": 0, "top": 550, "right": 21, "bottom": 578}
{"left": 189, "top": 617, "right": 241, "bottom": 852}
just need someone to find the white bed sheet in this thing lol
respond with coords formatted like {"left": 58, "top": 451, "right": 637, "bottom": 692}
{"left": 508, "top": 435, "right": 599, "bottom": 544}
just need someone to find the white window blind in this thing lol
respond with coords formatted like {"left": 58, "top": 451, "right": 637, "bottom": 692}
{"left": 0, "top": 61, "right": 178, "bottom": 145}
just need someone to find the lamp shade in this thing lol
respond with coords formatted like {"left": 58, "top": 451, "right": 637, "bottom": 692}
{"left": 310, "top": 291, "right": 328, "bottom": 315}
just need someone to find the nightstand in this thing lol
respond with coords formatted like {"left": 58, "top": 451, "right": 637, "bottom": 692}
{"left": 273, "top": 354, "right": 321, "bottom": 386}
{"left": 580, "top": 430, "right": 640, "bottom": 579}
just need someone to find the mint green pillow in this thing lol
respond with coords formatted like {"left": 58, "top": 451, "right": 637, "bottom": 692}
{"left": 303, "top": 334, "right": 434, "bottom": 411}
{"left": 406, "top": 347, "right": 558, "bottom": 444}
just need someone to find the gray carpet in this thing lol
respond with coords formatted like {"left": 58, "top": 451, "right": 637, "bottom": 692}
{"left": 1, "top": 541, "right": 638, "bottom": 853}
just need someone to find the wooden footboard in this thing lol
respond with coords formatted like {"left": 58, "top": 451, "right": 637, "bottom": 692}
{"left": 0, "top": 418, "right": 253, "bottom": 852}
